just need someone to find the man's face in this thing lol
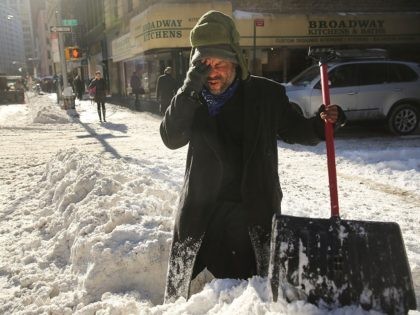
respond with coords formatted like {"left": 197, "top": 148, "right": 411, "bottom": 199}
{"left": 202, "top": 58, "right": 237, "bottom": 95}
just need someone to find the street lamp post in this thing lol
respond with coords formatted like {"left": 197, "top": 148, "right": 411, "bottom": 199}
{"left": 55, "top": 9, "right": 69, "bottom": 90}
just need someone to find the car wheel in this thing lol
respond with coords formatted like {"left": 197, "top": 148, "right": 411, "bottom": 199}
{"left": 387, "top": 103, "right": 419, "bottom": 135}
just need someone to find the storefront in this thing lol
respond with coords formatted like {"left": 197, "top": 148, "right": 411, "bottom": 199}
{"left": 111, "top": 2, "right": 232, "bottom": 97}
{"left": 234, "top": 11, "right": 420, "bottom": 81}
{"left": 111, "top": 2, "right": 420, "bottom": 96}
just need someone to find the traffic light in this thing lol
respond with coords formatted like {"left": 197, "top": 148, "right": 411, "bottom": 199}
{"left": 65, "top": 47, "right": 82, "bottom": 60}
{"left": 71, "top": 47, "right": 81, "bottom": 59}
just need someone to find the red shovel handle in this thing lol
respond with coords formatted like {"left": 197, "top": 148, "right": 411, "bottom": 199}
{"left": 319, "top": 62, "right": 340, "bottom": 217}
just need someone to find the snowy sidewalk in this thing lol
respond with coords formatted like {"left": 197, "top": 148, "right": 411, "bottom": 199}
{"left": 0, "top": 93, "right": 419, "bottom": 314}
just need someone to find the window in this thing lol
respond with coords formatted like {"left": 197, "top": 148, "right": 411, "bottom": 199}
{"left": 127, "top": 0, "right": 133, "bottom": 11}
{"left": 358, "top": 63, "right": 388, "bottom": 86}
{"left": 388, "top": 63, "right": 418, "bottom": 83}
{"left": 289, "top": 65, "right": 319, "bottom": 87}
{"left": 328, "top": 64, "right": 359, "bottom": 88}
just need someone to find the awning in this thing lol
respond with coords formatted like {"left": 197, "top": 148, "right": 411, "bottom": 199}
{"left": 111, "top": 5, "right": 420, "bottom": 62}
{"left": 234, "top": 11, "right": 420, "bottom": 47}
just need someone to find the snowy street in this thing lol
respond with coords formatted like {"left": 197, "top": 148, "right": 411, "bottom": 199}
{"left": 0, "top": 92, "right": 419, "bottom": 314}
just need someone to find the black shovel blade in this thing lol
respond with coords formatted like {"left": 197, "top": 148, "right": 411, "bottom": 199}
{"left": 269, "top": 214, "right": 416, "bottom": 315}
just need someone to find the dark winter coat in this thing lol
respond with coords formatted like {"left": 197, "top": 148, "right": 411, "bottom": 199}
{"left": 73, "top": 77, "right": 84, "bottom": 99}
{"left": 130, "top": 74, "right": 143, "bottom": 95}
{"left": 88, "top": 78, "right": 107, "bottom": 103}
{"left": 160, "top": 75, "right": 326, "bottom": 303}
{"left": 156, "top": 73, "right": 178, "bottom": 114}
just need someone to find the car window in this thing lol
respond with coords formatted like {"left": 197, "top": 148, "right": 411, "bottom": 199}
{"left": 358, "top": 63, "right": 388, "bottom": 85}
{"left": 328, "top": 64, "right": 358, "bottom": 88}
{"left": 388, "top": 63, "right": 418, "bottom": 82}
{"left": 289, "top": 65, "right": 320, "bottom": 86}
{"left": 313, "top": 64, "right": 358, "bottom": 89}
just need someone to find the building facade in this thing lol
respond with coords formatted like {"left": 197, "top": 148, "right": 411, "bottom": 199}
{"left": 0, "top": 3, "right": 25, "bottom": 75}
{"left": 35, "top": 9, "right": 53, "bottom": 78}
{"left": 2, "top": 0, "right": 36, "bottom": 75}
{"left": 34, "top": 0, "right": 420, "bottom": 99}
{"left": 105, "top": 1, "right": 420, "bottom": 98}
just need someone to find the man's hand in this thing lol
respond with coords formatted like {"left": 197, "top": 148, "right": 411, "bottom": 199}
{"left": 319, "top": 104, "right": 345, "bottom": 125}
{"left": 181, "top": 62, "right": 211, "bottom": 95}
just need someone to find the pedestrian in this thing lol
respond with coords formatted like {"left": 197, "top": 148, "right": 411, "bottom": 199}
{"left": 88, "top": 71, "right": 107, "bottom": 122}
{"left": 160, "top": 10, "right": 345, "bottom": 303}
{"left": 130, "top": 70, "right": 144, "bottom": 106}
{"left": 156, "top": 66, "right": 178, "bottom": 114}
{"left": 73, "top": 74, "right": 84, "bottom": 102}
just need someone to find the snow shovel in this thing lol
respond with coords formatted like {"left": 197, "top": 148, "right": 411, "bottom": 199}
{"left": 268, "top": 47, "right": 416, "bottom": 314}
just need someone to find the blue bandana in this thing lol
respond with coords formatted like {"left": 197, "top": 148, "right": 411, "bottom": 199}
{"left": 201, "top": 79, "right": 240, "bottom": 116}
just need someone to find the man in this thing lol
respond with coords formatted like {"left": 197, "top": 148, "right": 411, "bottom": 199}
{"left": 130, "top": 70, "right": 143, "bottom": 106}
{"left": 73, "top": 74, "right": 84, "bottom": 102}
{"left": 160, "top": 10, "right": 345, "bottom": 303}
{"left": 156, "top": 67, "right": 178, "bottom": 114}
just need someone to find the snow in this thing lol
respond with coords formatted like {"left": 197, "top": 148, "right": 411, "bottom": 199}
{"left": 0, "top": 92, "right": 419, "bottom": 315}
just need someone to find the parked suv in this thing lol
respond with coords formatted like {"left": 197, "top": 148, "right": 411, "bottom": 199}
{"left": 284, "top": 58, "right": 420, "bottom": 135}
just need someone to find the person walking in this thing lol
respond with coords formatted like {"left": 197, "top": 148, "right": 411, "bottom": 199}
{"left": 156, "top": 67, "right": 178, "bottom": 114}
{"left": 130, "top": 70, "right": 143, "bottom": 107}
{"left": 73, "top": 74, "right": 84, "bottom": 103}
{"left": 160, "top": 10, "right": 345, "bottom": 303}
{"left": 88, "top": 71, "right": 107, "bottom": 122}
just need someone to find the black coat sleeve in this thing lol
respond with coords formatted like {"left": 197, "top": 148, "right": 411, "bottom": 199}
{"left": 160, "top": 91, "right": 202, "bottom": 149}
{"left": 275, "top": 84, "right": 325, "bottom": 145}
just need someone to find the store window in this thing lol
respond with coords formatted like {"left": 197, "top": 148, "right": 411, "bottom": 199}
{"left": 124, "top": 59, "right": 147, "bottom": 95}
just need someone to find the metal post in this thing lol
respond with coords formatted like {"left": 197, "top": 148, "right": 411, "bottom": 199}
{"left": 56, "top": 5, "right": 68, "bottom": 91}
{"left": 53, "top": 63, "right": 61, "bottom": 104}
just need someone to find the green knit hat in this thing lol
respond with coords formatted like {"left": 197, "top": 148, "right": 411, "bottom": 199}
{"left": 190, "top": 10, "right": 249, "bottom": 80}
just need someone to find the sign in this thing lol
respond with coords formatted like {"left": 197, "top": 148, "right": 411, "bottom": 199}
{"left": 129, "top": 2, "right": 232, "bottom": 54}
{"left": 50, "top": 26, "right": 72, "bottom": 33}
{"left": 62, "top": 19, "right": 78, "bottom": 26}
{"left": 255, "top": 19, "right": 265, "bottom": 27}
{"left": 236, "top": 13, "right": 420, "bottom": 47}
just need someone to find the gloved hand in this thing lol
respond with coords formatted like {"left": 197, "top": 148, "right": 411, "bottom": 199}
{"left": 181, "top": 62, "right": 210, "bottom": 96}
{"left": 318, "top": 104, "right": 346, "bottom": 127}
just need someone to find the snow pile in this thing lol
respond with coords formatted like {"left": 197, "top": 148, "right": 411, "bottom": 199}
{"left": 1, "top": 147, "right": 179, "bottom": 314}
{"left": 41, "top": 148, "right": 179, "bottom": 300}
{"left": 30, "top": 102, "right": 71, "bottom": 124}
{"left": 26, "top": 93, "right": 78, "bottom": 124}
